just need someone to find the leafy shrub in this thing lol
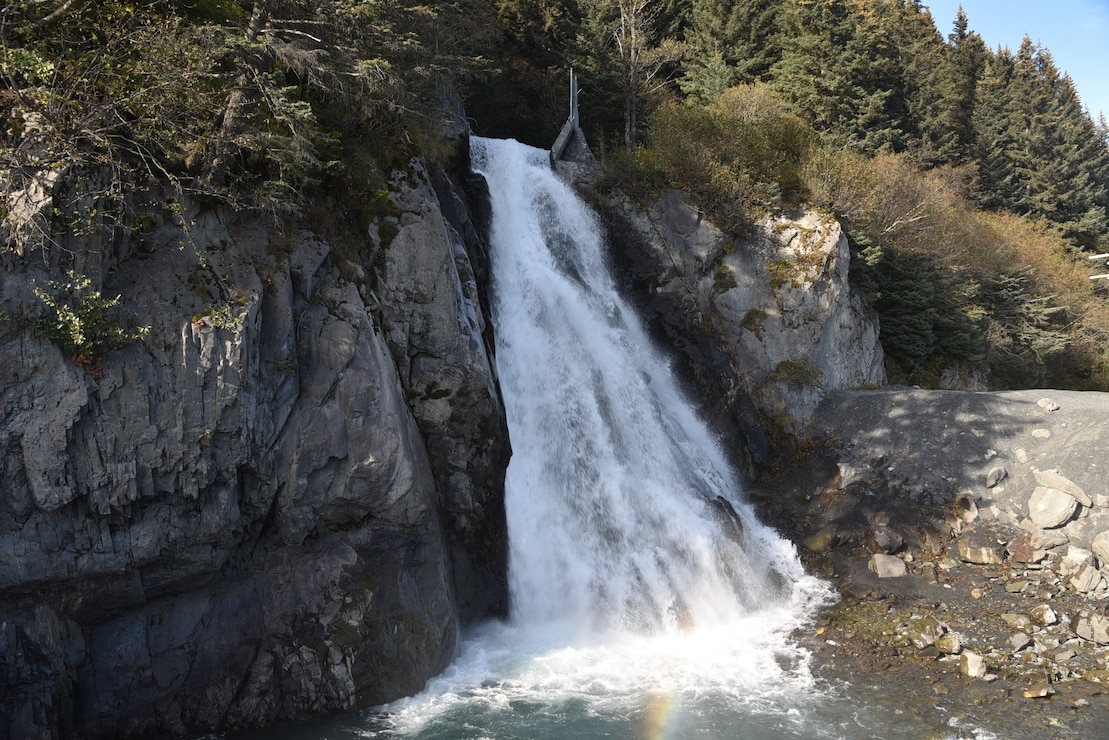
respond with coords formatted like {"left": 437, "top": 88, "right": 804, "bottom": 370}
{"left": 0, "top": 271, "right": 149, "bottom": 363}
{"left": 207, "top": 301, "right": 242, "bottom": 332}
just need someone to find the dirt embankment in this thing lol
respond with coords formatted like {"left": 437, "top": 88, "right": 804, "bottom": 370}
{"left": 754, "top": 388, "right": 1109, "bottom": 738}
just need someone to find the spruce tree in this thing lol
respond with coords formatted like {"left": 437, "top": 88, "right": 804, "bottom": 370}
{"left": 1004, "top": 39, "right": 1109, "bottom": 246}
{"left": 681, "top": 0, "right": 781, "bottom": 100}
{"left": 769, "top": 0, "right": 911, "bottom": 154}
{"left": 920, "top": 7, "right": 988, "bottom": 165}
{"left": 973, "top": 49, "right": 1026, "bottom": 212}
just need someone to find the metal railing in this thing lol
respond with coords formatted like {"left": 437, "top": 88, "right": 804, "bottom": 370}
{"left": 550, "top": 69, "right": 580, "bottom": 167}
{"left": 1088, "top": 252, "right": 1109, "bottom": 281}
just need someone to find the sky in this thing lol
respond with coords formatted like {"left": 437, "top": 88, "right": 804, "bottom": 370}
{"left": 924, "top": 0, "right": 1109, "bottom": 121}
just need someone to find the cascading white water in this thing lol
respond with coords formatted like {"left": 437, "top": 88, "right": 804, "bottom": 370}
{"left": 358, "top": 138, "right": 846, "bottom": 738}
{"left": 473, "top": 137, "right": 810, "bottom": 633}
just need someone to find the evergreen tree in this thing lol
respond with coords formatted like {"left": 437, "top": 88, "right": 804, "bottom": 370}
{"left": 867, "top": 248, "right": 938, "bottom": 375}
{"left": 768, "top": 0, "right": 857, "bottom": 141}
{"left": 681, "top": 0, "right": 780, "bottom": 101}
{"left": 973, "top": 48, "right": 1026, "bottom": 212}
{"left": 921, "top": 7, "right": 988, "bottom": 165}
{"left": 883, "top": 0, "right": 947, "bottom": 159}
{"left": 769, "top": 0, "right": 910, "bottom": 154}
{"left": 1001, "top": 39, "right": 1108, "bottom": 245}
{"left": 983, "top": 270, "right": 1070, "bottom": 387}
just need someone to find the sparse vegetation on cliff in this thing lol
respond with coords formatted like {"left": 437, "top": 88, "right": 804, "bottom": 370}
{"left": 0, "top": 270, "right": 149, "bottom": 366}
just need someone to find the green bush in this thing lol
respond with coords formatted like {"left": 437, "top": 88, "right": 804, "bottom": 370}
{"left": 0, "top": 271, "right": 149, "bottom": 363}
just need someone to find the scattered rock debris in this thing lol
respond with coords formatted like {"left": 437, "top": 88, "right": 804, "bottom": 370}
{"left": 753, "top": 388, "right": 1109, "bottom": 738}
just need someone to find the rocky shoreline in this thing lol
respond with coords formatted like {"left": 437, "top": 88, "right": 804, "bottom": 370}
{"left": 754, "top": 388, "right": 1109, "bottom": 737}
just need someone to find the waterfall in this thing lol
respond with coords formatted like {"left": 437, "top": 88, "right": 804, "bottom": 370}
{"left": 360, "top": 139, "right": 836, "bottom": 738}
{"left": 471, "top": 137, "right": 809, "bottom": 634}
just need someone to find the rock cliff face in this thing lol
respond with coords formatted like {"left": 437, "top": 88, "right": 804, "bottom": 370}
{"left": 0, "top": 144, "right": 508, "bottom": 737}
{"left": 600, "top": 188, "right": 884, "bottom": 469}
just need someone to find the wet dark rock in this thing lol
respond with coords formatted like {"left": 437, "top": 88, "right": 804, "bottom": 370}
{"left": 0, "top": 147, "right": 510, "bottom": 737}
{"left": 803, "top": 525, "right": 838, "bottom": 553}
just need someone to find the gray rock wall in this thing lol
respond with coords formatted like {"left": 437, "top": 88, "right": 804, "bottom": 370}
{"left": 376, "top": 158, "right": 509, "bottom": 621}
{"left": 0, "top": 149, "right": 508, "bottom": 737}
{"left": 600, "top": 189, "right": 884, "bottom": 467}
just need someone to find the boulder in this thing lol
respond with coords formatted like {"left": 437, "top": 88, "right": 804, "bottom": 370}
{"left": 803, "top": 525, "right": 838, "bottom": 553}
{"left": 935, "top": 634, "right": 963, "bottom": 655}
{"left": 1001, "top": 613, "right": 1034, "bottom": 631}
{"left": 917, "top": 527, "right": 949, "bottom": 557}
{"left": 1030, "top": 529, "right": 1069, "bottom": 550}
{"left": 868, "top": 553, "right": 908, "bottom": 578}
{"left": 1070, "top": 611, "right": 1109, "bottom": 644}
{"left": 909, "top": 615, "right": 946, "bottom": 649}
{"left": 957, "top": 533, "right": 1004, "bottom": 565}
{"left": 865, "top": 523, "right": 904, "bottom": 554}
{"left": 1056, "top": 545, "right": 1096, "bottom": 578}
{"left": 1007, "top": 534, "right": 1048, "bottom": 564}
{"left": 1023, "top": 683, "right": 1054, "bottom": 698}
{"left": 1033, "top": 469, "right": 1091, "bottom": 507}
{"left": 960, "top": 651, "right": 987, "bottom": 678}
{"left": 1092, "top": 530, "right": 1109, "bottom": 565}
{"left": 1029, "top": 604, "right": 1058, "bottom": 627}
{"left": 1027, "top": 486, "right": 1079, "bottom": 529}
{"left": 954, "top": 495, "right": 979, "bottom": 525}
{"left": 1069, "top": 563, "right": 1105, "bottom": 594}
{"left": 985, "top": 466, "right": 1008, "bottom": 488}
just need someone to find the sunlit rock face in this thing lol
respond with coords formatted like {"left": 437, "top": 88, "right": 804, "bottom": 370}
{"left": 0, "top": 146, "right": 508, "bottom": 737}
{"left": 601, "top": 187, "right": 884, "bottom": 468}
